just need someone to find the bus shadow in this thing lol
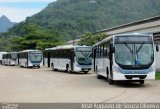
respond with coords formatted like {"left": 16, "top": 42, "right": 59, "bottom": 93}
{"left": 70, "top": 71, "right": 92, "bottom": 75}
{"left": 114, "top": 81, "right": 146, "bottom": 88}
{"left": 102, "top": 79, "right": 149, "bottom": 88}
{"left": 53, "top": 70, "right": 92, "bottom": 75}
{"left": 20, "top": 67, "right": 40, "bottom": 69}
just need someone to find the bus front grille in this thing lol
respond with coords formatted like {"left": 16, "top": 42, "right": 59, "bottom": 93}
{"left": 125, "top": 75, "right": 147, "bottom": 79}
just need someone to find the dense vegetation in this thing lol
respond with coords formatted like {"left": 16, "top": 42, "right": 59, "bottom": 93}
{"left": 1, "top": 0, "right": 160, "bottom": 51}
{"left": 10, "top": 24, "right": 65, "bottom": 51}
{"left": 0, "top": 37, "right": 11, "bottom": 51}
{"left": 156, "top": 72, "right": 160, "bottom": 80}
{"left": 10, "top": 0, "right": 160, "bottom": 39}
{"left": 78, "top": 32, "right": 108, "bottom": 46}
{"left": 0, "top": 23, "right": 65, "bottom": 51}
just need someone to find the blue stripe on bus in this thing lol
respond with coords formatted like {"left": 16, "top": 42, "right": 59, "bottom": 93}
{"left": 118, "top": 67, "right": 153, "bottom": 74}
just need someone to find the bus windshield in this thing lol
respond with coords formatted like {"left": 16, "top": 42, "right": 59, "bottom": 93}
{"left": 115, "top": 36, "right": 154, "bottom": 67}
{"left": 75, "top": 47, "right": 92, "bottom": 65}
{"left": 29, "top": 52, "right": 42, "bottom": 62}
{"left": 11, "top": 53, "right": 17, "bottom": 60}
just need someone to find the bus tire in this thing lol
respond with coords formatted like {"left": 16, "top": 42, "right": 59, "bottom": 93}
{"left": 109, "top": 79, "right": 114, "bottom": 85}
{"left": 140, "top": 80, "right": 144, "bottom": 85}
{"left": 106, "top": 67, "right": 109, "bottom": 80}
{"left": 66, "top": 64, "right": 69, "bottom": 72}
{"left": 84, "top": 71, "right": 89, "bottom": 74}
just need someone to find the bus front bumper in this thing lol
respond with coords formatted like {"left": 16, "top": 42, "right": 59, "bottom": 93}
{"left": 112, "top": 72, "right": 155, "bottom": 80}
{"left": 74, "top": 65, "right": 92, "bottom": 72}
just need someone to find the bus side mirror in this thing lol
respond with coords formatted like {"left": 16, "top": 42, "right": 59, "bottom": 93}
{"left": 110, "top": 44, "right": 115, "bottom": 53}
{"left": 156, "top": 45, "right": 159, "bottom": 52}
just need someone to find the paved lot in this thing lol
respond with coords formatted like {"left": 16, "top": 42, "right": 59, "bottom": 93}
{"left": 0, "top": 65, "right": 160, "bottom": 103}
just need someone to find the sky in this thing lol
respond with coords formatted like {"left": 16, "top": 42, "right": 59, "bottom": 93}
{"left": 0, "top": 0, "right": 57, "bottom": 22}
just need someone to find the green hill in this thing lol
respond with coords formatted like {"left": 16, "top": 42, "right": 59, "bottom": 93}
{"left": 9, "top": 0, "right": 160, "bottom": 40}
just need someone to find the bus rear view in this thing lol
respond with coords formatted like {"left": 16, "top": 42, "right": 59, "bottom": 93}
{"left": 93, "top": 34, "right": 157, "bottom": 85}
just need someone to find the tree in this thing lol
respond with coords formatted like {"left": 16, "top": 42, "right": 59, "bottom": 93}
{"left": 10, "top": 24, "right": 65, "bottom": 51}
{"left": 78, "top": 32, "right": 108, "bottom": 46}
{"left": 0, "top": 37, "right": 12, "bottom": 51}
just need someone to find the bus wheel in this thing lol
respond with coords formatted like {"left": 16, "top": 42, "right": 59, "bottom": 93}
{"left": 66, "top": 64, "right": 69, "bottom": 72}
{"left": 52, "top": 64, "right": 55, "bottom": 71}
{"left": 106, "top": 67, "right": 109, "bottom": 80}
{"left": 84, "top": 71, "right": 89, "bottom": 74}
{"left": 109, "top": 79, "right": 114, "bottom": 85}
{"left": 140, "top": 80, "right": 144, "bottom": 85}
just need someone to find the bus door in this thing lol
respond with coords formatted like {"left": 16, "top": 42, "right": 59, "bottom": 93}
{"left": 93, "top": 48, "right": 96, "bottom": 72}
{"left": 17, "top": 53, "right": 19, "bottom": 65}
{"left": 47, "top": 51, "right": 51, "bottom": 67}
{"left": 70, "top": 50, "right": 74, "bottom": 71}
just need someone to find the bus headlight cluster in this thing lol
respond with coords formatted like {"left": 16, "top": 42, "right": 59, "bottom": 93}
{"left": 148, "top": 67, "right": 155, "bottom": 73}
{"left": 75, "top": 62, "right": 80, "bottom": 67}
{"left": 113, "top": 66, "right": 121, "bottom": 73}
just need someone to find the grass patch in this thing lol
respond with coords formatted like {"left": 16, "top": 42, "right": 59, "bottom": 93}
{"left": 156, "top": 72, "right": 160, "bottom": 80}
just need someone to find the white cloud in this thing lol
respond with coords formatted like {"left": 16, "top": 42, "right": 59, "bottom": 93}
{"left": 0, "top": 0, "right": 56, "bottom": 3}
{"left": 0, "top": 6, "right": 42, "bottom": 22}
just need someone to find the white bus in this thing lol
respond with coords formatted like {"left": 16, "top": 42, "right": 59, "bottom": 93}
{"left": 44, "top": 45, "right": 92, "bottom": 73}
{"left": 0, "top": 52, "right": 7, "bottom": 64}
{"left": 2, "top": 52, "right": 18, "bottom": 66}
{"left": 18, "top": 50, "right": 43, "bottom": 68}
{"left": 93, "top": 33, "right": 158, "bottom": 85}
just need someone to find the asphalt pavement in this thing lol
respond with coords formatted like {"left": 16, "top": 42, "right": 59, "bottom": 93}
{"left": 0, "top": 65, "right": 160, "bottom": 103}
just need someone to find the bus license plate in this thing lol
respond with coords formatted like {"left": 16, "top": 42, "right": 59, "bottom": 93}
{"left": 84, "top": 69, "right": 88, "bottom": 71}
{"left": 132, "top": 77, "right": 139, "bottom": 80}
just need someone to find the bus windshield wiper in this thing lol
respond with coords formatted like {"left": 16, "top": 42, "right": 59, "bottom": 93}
{"left": 135, "top": 42, "right": 144, "bottom": 54}
{"left": 78, "top": 50, "right": 87, "bottom": 57}
{"left": 124, "top": 42, "right": 133, "bottom": 54}
{"left": 78, "top": 50, "right": 91, "bottom": 57}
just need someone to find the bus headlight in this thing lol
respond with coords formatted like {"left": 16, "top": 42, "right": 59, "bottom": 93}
{"left": 148, "top": 67, "right": 155, "bottom": 73}
{"left": 75, "top": 62, "right": 80, "bottom": 67}
{"left": 113, "top": 66, "right": 121, "bottom": 73}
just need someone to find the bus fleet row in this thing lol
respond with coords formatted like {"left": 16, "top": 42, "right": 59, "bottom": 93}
{"left": 0, "top": 33, "right": 158, "bottom": 85}
{"left": 0, "top": 45, "right": 93, "bottom": 73}
{"left": 1, "top": 50, "right": 43, "bottom": 68}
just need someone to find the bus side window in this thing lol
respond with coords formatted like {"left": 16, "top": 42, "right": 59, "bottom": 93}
{"left": 106, "top": 44, "right": 109, "bottom": 57}
{"left": 53, "top": 50, "right": 55, "bottom": 58}
{"left": 102, "top": 45, "right": 105, "bottom": 57}
{"left": 100, "top": 45, "right": 102, "bottom": 57}
{"left": 50, "top": 51, "right": 52, "bottom": 58}
{"left": 55, "top": 51, "right": 57, "bottom": 58}
{"left": 96, "top": 46, "right": 99, "bottom": 58}
{"left": 101, "top": 45, "right": 103, "bottom": 57}
{"left": 100, "top": 45, "right": 103, "bottom": 57}
{"left": 25, "top": 53, "right": 27, "bottom": 58}
{"left": 45, "top": 51, "right": 47, "bottom": 58}
{"left": 98, "top": 46, "right": 100, "bottom": 58}
{"left": 63, "top": 50, "right": 65, "bottom": 58}
{"left": 59, "top": 50, "right": 62, "bottom": 58}
{"left": 93, "top": 48, "right": 96, "bottom": 58}
{"left": 70, "top": 49, "right": 74, "bottom": 59}
{"left": 104, "top": 48, "right": 107, "bottom": 57}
